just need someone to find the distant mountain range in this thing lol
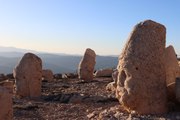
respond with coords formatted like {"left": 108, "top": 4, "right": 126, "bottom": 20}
{"left": 0, "top": 46, "right": 118, "bottom": 74}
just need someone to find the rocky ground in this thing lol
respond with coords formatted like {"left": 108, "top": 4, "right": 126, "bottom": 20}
{"left": 13, "top": 77, "right": 180, "bottom": 120}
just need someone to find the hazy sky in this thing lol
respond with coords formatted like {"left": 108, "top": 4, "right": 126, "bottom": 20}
{"left": 0, "top": 0, "right": 180, "bottom": 55}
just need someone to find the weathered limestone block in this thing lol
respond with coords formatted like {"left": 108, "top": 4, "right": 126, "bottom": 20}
{"left": 116, "top": 20, "right": 167, "bottom": 114}
{"left": 13, "top": 53, "right": 42, "bottom": 98}
{"left": 0, "top": 86, "right": 13, "bottom": 120}
{"left": 78, "top": 48, "right": 96, "bottom": 80}
{"left": 165, "top": 45, "right": 179, "bottom": 85}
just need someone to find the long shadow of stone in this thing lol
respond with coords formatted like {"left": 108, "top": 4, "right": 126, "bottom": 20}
{"left": 168, "top": 101, "right": 180, "bottom": 112}
{"left": 42, "top": 93, "right": 77, "bottom": 103}
{"left": 41, "top": 92, "right": 118, "bottom": 104}
{"left": 13, "top": 102, "right": 44, "bottom": 120}
{"left": 76, "top": 80, "right": 99, "bottom": 84}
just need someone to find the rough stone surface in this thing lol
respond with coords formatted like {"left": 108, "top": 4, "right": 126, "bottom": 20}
{"left": 106, "top": 69, "right": 119, "bottom": 92}
{"left": 112, "top": 69, "right": 118, "bottom": 83}
{"left": 165, "top": 45, "right": 179, "bottom": 85}
{"left": 13, "top": 53, "right": 42, "bottom": 98}
{"left": 116, "top": 20, "right": 167, "bottom": 114}
{"left": 95, "top": 68, "right": 113, "bottom": 77}
{"left": 106, "top": 82, "right": 116, "bottom": 92}
{"left": 167, "top": 82, "right": 175, "bottom": 101}
{"left": 78, "top": 48, "right": 96, "bottom": 80}
{"left": 42, "top": 69, "right": 53, "bottom": 82}
{"left": 178, "top": 61, "right": 180, "bottom": 66}
{"left": 165, "top": 46, "right": 179, "bottom": 101}
{"left": 0, "top": 86, "right": 13, "bottom": 120}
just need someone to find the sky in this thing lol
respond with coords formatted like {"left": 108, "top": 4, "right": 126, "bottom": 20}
{"left": 0, "top": 0, "right": 180, "bottom": 55}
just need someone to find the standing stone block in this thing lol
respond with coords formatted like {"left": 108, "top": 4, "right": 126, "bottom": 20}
{"left": 0, "top": 86, "right": 13, "bottom": 120}
{"left": 165, "top": 46, "right": 180, "bottom": 101}
{"left": 116, "top": 20, "right": 167, "bottom": 114}
{"left": 78, "top": 48, "right": 96, "bottom": 80}
{"left": 165, "top": 45, "right": 179, "bottom": 85}
{"left": 13, "top": 53, "right": 42, "bottom": 98}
